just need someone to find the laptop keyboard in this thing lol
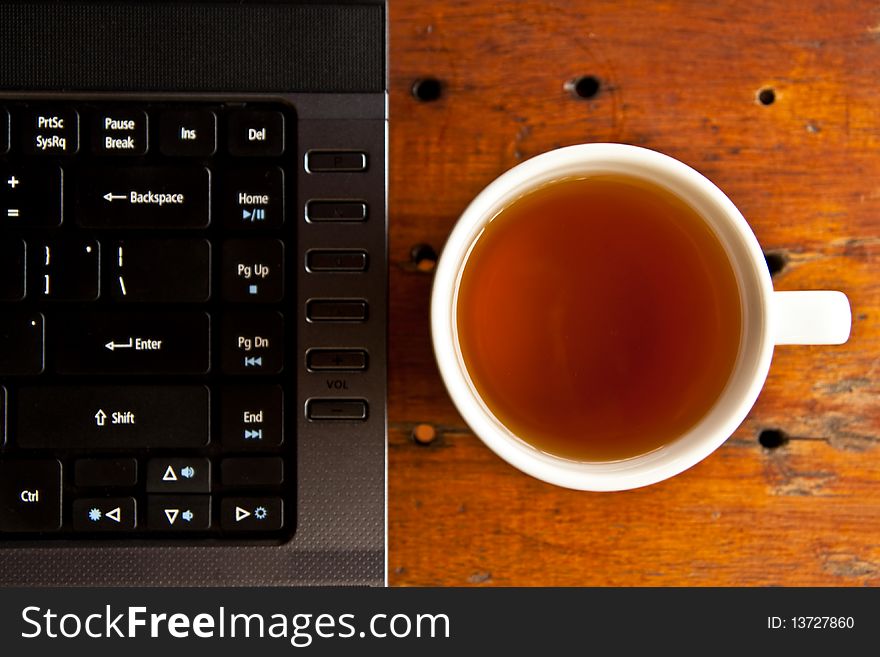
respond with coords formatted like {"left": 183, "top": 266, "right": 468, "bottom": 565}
{"left": 0, "top": 99, "right": 375, "bottom": 540}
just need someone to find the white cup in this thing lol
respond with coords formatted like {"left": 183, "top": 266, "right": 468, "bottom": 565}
{"left": 431, "top": 143, "right": 852, "bottom": 491}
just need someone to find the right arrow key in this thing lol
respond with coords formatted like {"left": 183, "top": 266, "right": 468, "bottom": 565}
{"left": 221, "top": 498, "right": 283, "bottom": 532}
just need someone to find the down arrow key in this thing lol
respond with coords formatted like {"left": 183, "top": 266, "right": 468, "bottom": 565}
{"left": 147, "top": 496, "right": 211, "bottom": 531}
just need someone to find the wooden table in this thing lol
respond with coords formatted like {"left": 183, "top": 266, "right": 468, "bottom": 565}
{"left": 388, "top": 0, "right": 879, "bottom": 585}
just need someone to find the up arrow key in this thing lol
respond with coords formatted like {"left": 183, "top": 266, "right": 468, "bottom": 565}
{"left": 162, "top": 465, "right": 178, "bottom": 481}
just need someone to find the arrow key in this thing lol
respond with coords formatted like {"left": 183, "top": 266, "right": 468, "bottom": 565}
{"left": 72, "top": 497, "right": 136, "bottom": 531}
{"left": 147, "top": 495, "right": 211, "bottom": 531}
{"left": 146, "top": 458, "right": 211, "bottom": 493}
{"left": 221, "top": 497, "right": 283, "bottom": 532}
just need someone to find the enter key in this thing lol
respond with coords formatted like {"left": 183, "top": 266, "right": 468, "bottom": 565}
{"left": 54, "top": 312, "right": 210, "bottom": 375}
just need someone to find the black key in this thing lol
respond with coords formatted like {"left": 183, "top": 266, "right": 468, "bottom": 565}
{"left": 227, "top": 110, "right": 285, "bottom": 157}
{"left": 29, "top": 240, "right": 100, "bottom": 301}
{"left": 307, "top": 349, "right": 367, "bottom": 371}
{"left": 221, "top": 386, "right": 284, "bottom": 447}
{"left": 221, "top": 240, "right": 284, "bottom": 302}
{"left": 20, "top": 108, "right": 79, "bottom": 155}
{"left": 92, "top": 109, "right": 148, "bottom": 156}
{"left": 159, "top": 110, "right": 217, "bottom": 157}
{"left": 146, "top": 458, "right": 211, "bottom": 493}
{"left": 306, "top": 399, "right": 368, "bottom": 421}
{"left": 54, "top": 312, "right": 210, "bottom": 375}
{"left": 0, "top": 387, "right": 6, "bottom": 446}
{"left": 221, "top": 312, "right": 284, "bottom": 375}
{"left": 0, "top": 313, "right": 44, "bottom": 375}
{"left": 0, "top": 107, "right": 8, "bottom": 154}
{"left": 221, "top": 168, "right": 284, "bottom": 228}
{"left": 74, "top": 458, "right": 138, "bottom": 488}
{"left": 72, "top": 498, "right": 136, "bottom": 531}
{"left": 74, "top": 166, "right": 210, "bottom": 228}
{"left": 0, "top": 164, "right": 63, "bottom": 226}
{"left": 306, "top": 299, "right": 368, "bottom": 322}
{"left": 0, "top": 460, "right": 62, "bottom": 532}
{"left": 221, "top": 497, "right": 283, "bottom": 531}
{"left": 305, "top": 250, "right": 368, "bottom": 272}
{"left": 0, "top": 239, "right": 25, "bottom": 301}
{"left": 112, "top": 239, "right": 211, "bottom": 302}
{"left": 305, "top": 201, "right": 367, "bottom": 222}
{"left": 222, "top": 458, "right": 284, "bottom": 487}
{"left": 148, "top": 495, "right": 211, "bottom": 531}
{"left": 16, "top": 385, "right": 210, "bottom": 449}
{"left": 306, "top": 150, "right": 367, "bottom": 172}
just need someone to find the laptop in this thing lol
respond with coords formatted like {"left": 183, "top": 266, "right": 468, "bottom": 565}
{"left": 0, "top": 0, "right": 387, "bottom": 586}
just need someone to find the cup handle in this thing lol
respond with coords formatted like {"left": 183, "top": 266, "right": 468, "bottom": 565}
{"left": 772, "top": 290, "right": 852, "bottom": 345}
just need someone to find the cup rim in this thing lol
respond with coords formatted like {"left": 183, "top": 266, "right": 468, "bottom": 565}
{"left": 430, "top": 143, "right": 776, "bottom": 491}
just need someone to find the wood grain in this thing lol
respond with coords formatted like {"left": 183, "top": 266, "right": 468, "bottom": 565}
{"left": 388, "top": 0, "right": 880, "bottom": 585}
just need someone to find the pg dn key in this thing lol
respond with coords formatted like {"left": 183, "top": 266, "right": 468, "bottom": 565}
{"left": 221, "top": 312, "right": 283, "bottom": 375}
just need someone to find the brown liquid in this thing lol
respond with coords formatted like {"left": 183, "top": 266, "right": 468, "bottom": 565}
{"left": 456, "top": 175, "right": 742, "bottom": 461}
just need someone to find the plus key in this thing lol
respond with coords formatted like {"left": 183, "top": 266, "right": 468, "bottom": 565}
{"left": 0, "top": 164, "right": 63, "bottom": 226}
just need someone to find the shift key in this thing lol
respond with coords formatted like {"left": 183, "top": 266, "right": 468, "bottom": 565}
{"left": 54, "top": 312, "right": 209, "bottom": 375}
{"left": 16, "top": 386, "right": 209, "bottom": 448}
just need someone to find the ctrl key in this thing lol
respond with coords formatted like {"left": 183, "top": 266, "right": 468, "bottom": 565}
{"left": 0, "top": 460, "right": 62, "bottom": 532}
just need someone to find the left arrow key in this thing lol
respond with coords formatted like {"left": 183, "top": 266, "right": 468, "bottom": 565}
{"left": 72, "top": 498, "right": 137, "bottom": 531}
